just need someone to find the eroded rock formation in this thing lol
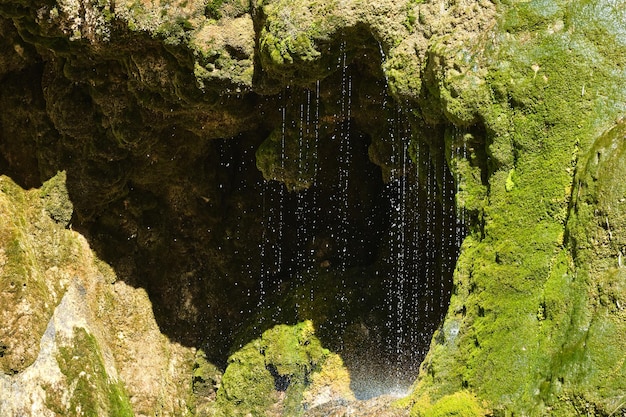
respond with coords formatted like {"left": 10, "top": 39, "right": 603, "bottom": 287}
{"left": 0, "top": 0, "right": 625, "bottom": 415}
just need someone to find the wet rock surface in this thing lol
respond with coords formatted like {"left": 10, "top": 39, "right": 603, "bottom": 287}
{"left": 304, "top": 395, "right": 410, "bottom": 417}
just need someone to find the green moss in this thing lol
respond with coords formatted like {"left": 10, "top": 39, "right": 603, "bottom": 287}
{"left": 385, "top": 49, "right": 423, "bottom": 103}
{"left": 413, "top": 391, "right": 487, "bottom": 417}
{"left": 403, "top": 0, "right": 423, "bottom": 31}
{"left": 215, "top": 321, "right": 350, "bottom": 416}
{"left": 439, "top": 71, "right": 490, "bottom": 127}
{"left": 56, "top": 327, "right": 134, "bottom": 417}
{"left": 255, "top": 119, "right": 318, "bottom": 191}
{"left": 410, "top": 0, "right": 626, "bottom": 414}
{"left": 256, "top": 0, "right": 357, "bottom": 84}
{"left": 190, "top": 349, "right": 222, "bottom": 415}
{"left": 215, "top": 339, "right": 276, "bottom": 416}
{"left": 500, "top": 0, "right": 563, "bottom": 33}
{"left": 205, "top": 0, "right": 226, "bottom": 19}
{"left": 504, "top": 168, "right": 515, "bottom": 192}
{"left": 541, "top": 121, "right": 626, "bottom": 415}
{"left": 193, "top": 349, "right": 222, "bottom": 394}
{"left": 261, "top": 32, "right": 321, "bottom": 67}
{"left": 156, "top": 18, "right": 192, "bottom": 45}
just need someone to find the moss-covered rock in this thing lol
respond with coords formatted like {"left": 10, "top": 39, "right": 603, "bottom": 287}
{"left": 412, "top": 390, "right": 487, "bottom": 417}
{"left": 40, "top": 171, "right": 73, "bottom": 227}
{"left": 215, "top": 321, "right": 354, "bottom": 416}
{"left": 190, "top": 14, "right": 255, "bottom": 91}
{"left": 216, "top": 338, "right": 277, "bottom": 416}
{"left": 1, "top": 0, "right": 626, "bottom": 415}
{"left": 0, "top": 174, "right": 75, "bottom": 374}
{"left": 191, "top": 349, "right": 223, "bottom": 416}
{"left": 549, "top": 121, "right": 626, "bottom": 416}
{"left": 0, "top": 176, "right": 198, "bottom": 416}
{"left": 256, "top": 123, "right": 318, "bottom": 191}
{"left": 408, "top": 0, "right": 626, "bottom": 415}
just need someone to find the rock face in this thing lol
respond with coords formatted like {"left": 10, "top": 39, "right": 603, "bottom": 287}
{"left": 0, "top": 0, "right": 625, "bottom": 416}
{"left": 0, "top": 174, "right": 194, "bottom": 416}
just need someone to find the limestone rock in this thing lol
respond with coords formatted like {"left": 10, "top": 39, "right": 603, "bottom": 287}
{"left": 0, "top": 175, "right": 195, "bottom": 416}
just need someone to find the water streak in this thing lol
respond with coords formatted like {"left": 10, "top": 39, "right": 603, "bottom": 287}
{"left": 253, "top": 53, "right": 466, "bottom": 397}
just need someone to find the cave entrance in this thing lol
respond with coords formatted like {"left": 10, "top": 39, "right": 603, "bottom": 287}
{"left": 0, "top": 49, "right": 467, "bottom": 401}
{"left": 66, "top": 64, "right": 466, "bottom": 400}
{"left": 0, "top": 16, "right": 473, "bottom": 408}
{"left": 244, "top": 73, "right": 465, "bottom": 399}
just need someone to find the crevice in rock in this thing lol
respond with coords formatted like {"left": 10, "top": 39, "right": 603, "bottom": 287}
{"left": 267, "top": 364, "right": 291, "bottom": 392}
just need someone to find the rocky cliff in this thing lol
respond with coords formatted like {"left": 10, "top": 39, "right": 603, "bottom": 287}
{"left": 0, "top": 0, "right": 625, "bottom": 415}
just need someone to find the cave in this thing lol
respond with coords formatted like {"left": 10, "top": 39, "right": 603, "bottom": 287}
{"left": 0, "top": 27, "right": 464, "bottom": 399}
{"left": 2, "top": 0, "right": 625, "bottom": 415}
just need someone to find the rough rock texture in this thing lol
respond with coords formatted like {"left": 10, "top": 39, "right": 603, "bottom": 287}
{"left": 0, "top": 174, "right": 194, "bottom": 417}
{"left": 410, "top": 2, "right": 626, "bottom": 416}
{"left": 0, "top": 0, "right": 625, "bottom": 415}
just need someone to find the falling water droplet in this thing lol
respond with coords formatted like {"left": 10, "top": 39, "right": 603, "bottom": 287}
{"left": 311, "top": 79, "right": 321, "bottom": 303}
{"left": 259, "top": 181, "right": 268, "bottom": 309}
{"left": 338, "top": 40, "right": 352, "bottom": 274}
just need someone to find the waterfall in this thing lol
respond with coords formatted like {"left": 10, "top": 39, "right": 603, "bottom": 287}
{"left": 257, "top": 91, "right": 289, "bottom": 314}
{"left": 333, "top": 39, "right": 353, "bottom": 346}
{"left": 338, "top": 39, "right": 352, "bottom": 273}
{"left": 253, "top": 53, "right": 465, "bottom": 398}
{"left": 380, "top": 102, "right": 467, "bottom": 392}
{"left": 386, "top": 104, "right": 411, "bottom": 387}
